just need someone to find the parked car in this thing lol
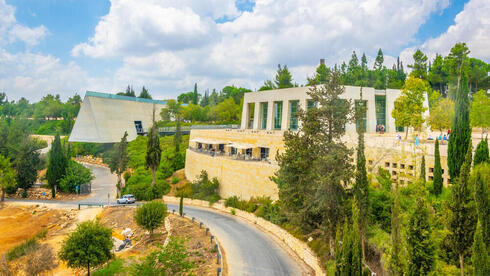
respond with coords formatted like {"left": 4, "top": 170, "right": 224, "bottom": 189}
{"left": 117, "top": 194, "right": 136, "bottom": 204}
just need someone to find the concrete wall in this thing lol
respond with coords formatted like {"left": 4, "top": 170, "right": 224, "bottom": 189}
{"left": 241, "top": 85, "right": 430, "bottom": 133}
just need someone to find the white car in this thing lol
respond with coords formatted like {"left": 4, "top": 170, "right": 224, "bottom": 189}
{"left": 117, "top": 194, "right": 136, "bottom": 204}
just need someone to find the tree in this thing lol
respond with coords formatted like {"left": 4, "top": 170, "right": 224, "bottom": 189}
{"left": 391, "top": 76, "right": 428, "bottom": 138}
{"left": 470, "top": 90, "right": 490, "bottom": 137}
{"left": 138, "top": 86, "right": 152, "bottom": 99}
{"left": 192, "top": 83, "right": 198, "bottom": 105}
{"left": 409, "top": 49, "right": 428, "bottom": 80}
{"left": 0, "top": 154, "right": 16, "bottom": 201}
{"left": 59, "top": 160, "right": 94, "bottom": 193}
{"left": 407, "top": 196, "right": 435, "bottom": 275}
{"left": 108, "top": 132, "right": 129, "bottom": 198}
{"left": 473, "top": 163, "right": 489, "bottom": 247}
{"left": 259, "top": 80, "right": 276, "bottom": 91}
{"left": 308, "top": 60, "right": 330, "bottom": 85}
{"left": 177, "top": 91, "right": 194, "bottom": 104}
{"left": 179, "top": 193, "right": 184, "bottom": 216}
{"left": 468, "top": 58, "right": 488, "bottom": 92}
{"left": 447, "top": 43, "right": 471, "bottom": 180}
{"left": 420, "top": 155, "right": 426, "bottom": 182}
{"left": 46, "top": 133, "right": 67, "bottom": 198}
{"left": 428, "top": 98, "right": 455, "bottom": 134}
{"left": 390, "top": 181, "right": 403, "bottom": 275}
{"left": 354, "top": 89, "right": 369, "bottom": 260}
{"left": 447, "top": 144, "right": 477, "bottom": 276}
{"left": 433, "top": 139, "right": 443, "bottom": 195}
{"left": 58, "top": 220, "right": 113, "bottom": 276}
{"left": 134, "top": 201, "right": 167, "bottom": 237}
{"left": 15, "top": 138, "right": 41, "bottom": 197}
{"left": 374, "top": 48, "right": 384, "bottom": 71}
{"left": 472, "top": 222, "right": 489, "bottom": 276}
{"left": 131, "top": 236, "right": 194, "bottom": 275}
{"left": 337, "top": 202, "right": 363, "bottom": 275}
{"left": 473, "top": 138, "right": 489, "bottom": 166}
{"left": 160, "top": 100, "right": 183, "bottom": 152}
{"left": 428, "top": 54, "right": 448, "bottom": 94}
{"left": 146, "top": 124, "right": 161, "bottom": 187}
{"left": 274, "top": 64, "right": 293, "bottom": 89}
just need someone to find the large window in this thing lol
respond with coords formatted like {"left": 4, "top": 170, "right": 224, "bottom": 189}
{"left": 260, "top": 102, "right": 268, "bottom": 129}
{"left": 289, "top": 100, "right": 299, "bottom": 130}
{"left": 260, "top": 147, "right": 269, "bottom": 159}
{"left": 247, "top": 103, "right": 255, "bottom": 129}
{"left": 273, "top": 101, "right": 283, "bottom": 130}
{"left": 375, "top": 95, "right": 386, "bottom": 127}
{"left": 355, "top": 100, "right": 367, "bottom": 132}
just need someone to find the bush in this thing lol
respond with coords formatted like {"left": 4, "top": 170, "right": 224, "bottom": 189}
{"left": 171, "top": 176, "right": 180, "bottom": 184}
{"left": 23, "top": 244, "right": 57, "bottom": 276}
{"left": 131, "top": 237, "right": 194, "bottom": 275}
{"left": 59, "top": 160, "right": 94, "bottom": 193}
{"left": 224, "top": 196, "right": 285, "bottom": 224}
{"left": 135, "top": 201, "right": 168, "bottom": 236}
{"left": 190, "top": 170, "right": 220, "bottom": 204}
{"left": 123, "top": 167, "right": 170, "bottom": 201}
{"left": 93, "top": 258, "right": 125, "bottom": 276}
{"left": 6, "top": 238, "right": 38, "bottom": 261}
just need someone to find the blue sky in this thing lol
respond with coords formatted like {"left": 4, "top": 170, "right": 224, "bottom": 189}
{"left": 1, "top": 0, "right": 488, "bottom": 101}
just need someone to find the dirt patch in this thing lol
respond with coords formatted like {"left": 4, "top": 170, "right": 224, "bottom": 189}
{"left": 5, "top": 187, "right": 90, "bottom": 201}
{"left": 169, "top": 215, "right": 221, "bottom": 276}
{"left": 167, "top": 169, "right": 191, "bottom": 196}
{"left": 0, "top": 204, "right": 76, "bottom": 255}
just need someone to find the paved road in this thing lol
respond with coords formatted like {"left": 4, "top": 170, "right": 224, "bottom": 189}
{"left": 168, "top": 203, "right": 304, "bottom": 275}
{"left": 8, "top": 164, "right": 305, "bottom": 275}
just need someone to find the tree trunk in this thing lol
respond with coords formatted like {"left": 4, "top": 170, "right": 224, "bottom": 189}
{"left": 459, "top": 254, "right": 464, "bottom": 276}
{"left": 1, "top": 189, "right": 4, "bottom": 201}
{"left": 151, "top": 168, "right": 156, "bottom": 187}
{"left": 405, "top": 126, "right": 409, "bottom": 140}
{"left": 87, "top": 261, "right": 91, "bottom": 276}
{"left": 116, "top": 175, "right": 122, "bottom": 198}
{"left": 362, "top": 236, "right": 366, "bottom": 262}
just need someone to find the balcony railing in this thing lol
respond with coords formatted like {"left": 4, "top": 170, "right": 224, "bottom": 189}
{"left": 188, "top": 146, "right": 271, "bottom": 163}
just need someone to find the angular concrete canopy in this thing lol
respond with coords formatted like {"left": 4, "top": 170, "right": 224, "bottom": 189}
{"left": 69, "top": 91, "right": 167, "bottom": 143}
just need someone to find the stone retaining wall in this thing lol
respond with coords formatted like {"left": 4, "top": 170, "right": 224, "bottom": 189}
{"left": 163, "top": 196, "right": 325, "bottom": 276}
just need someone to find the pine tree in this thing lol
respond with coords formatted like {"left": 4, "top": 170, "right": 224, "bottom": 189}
{"left": 374, "top": 49, "right": 384, "bottom": 71}
{"left": 420, "top": 155, "right": 426, "bottom": 182}
{"left": 447, "top": 143, "right": 477, "bottom": 276}
{"left": 447, "top": 43, "right": 471, "bottom": 180}
{"left": 409, "top": 49, "right": 428, "bottom": 80}
{"left": 146, "top": 124, "right": 161, "bottom": 187}
{"left": 354, "top": 88, "right": 369, "bottom": 260}
{"left": 15, "top": 138, "right": 41, "bottom": 197}
{"left": 192, "top": 83, "right": 198, "bottom": 105}
{"left": 473, "top": 163, "right": 489, "bottom": 247}
{"left": 407, "top": 196, "right": 435, "bottom": 275}
{"left": 138, "top": 86, "right": 152, "bottom": 99}
{"left": 473, "top": 138, "right": 489, "bottom": 166}
{"left": 433, "top": 139, "right": 443, "bottom": 195}
{"left": 46, "top": 133, "right": 67, "bottom": 198}
{"left": 274, "top": 64, "right": 293, "bottom": 89}
{"left": 472, "top": 221, "right": 489, "bottom": 276}
{"left": 337, "top": 203, "right": 362, "bottom": 276}
{"left": 390, "top": 181, "right": 403, "bottom": 276}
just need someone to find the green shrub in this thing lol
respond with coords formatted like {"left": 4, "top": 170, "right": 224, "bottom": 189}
{"left": 93, "top": 258, "right": 125, "bottom": 276}
{"left": 6, "top": 238, "right": 39, "bottom": 261}
{"left": 123, "top": 171, "right": 132, "bottom": 183}
{"left": 59, "top": 160, "right": 94, "bottom": 192}
{"left": 190, "top": 170, "right": 220, "bottom": 204}
{"left": 134, "top": 201, "right": 168, "bottom": 236}
{"left": 171, "top": 176, "right": 180, "bottom": 184}
{"left": 122, "top": 167, "right": 170, "bottom": 200}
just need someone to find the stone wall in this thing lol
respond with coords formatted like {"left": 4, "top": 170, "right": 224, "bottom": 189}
{"left": 163, "top": 196, "right": 325, "bottom": 276}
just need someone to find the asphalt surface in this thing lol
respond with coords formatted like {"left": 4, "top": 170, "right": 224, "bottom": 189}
{"left": 7, "top": 164, "right": 304, "bottom": 275}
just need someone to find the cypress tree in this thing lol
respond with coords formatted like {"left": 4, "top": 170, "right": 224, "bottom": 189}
{"left": 447, "top": 43, "right": 471, "bottom": 180}
{"left": 46, "top": 133, "right": 67, "bottom": 198}
{"left": 433, "top": 139, "right": 443, "bottom": 195}
{"left": 179, "top": 192, "right": 184, "bottom": 216}
{"left": 390, "top": 181, "right": 403, "bottom": 276}
{"left": 192, "top": 83, "right": 198, "bottom": 105}
{"left": 473, "top": 138, "right": 489, "bottom": 166}
{"left": 146, "top": 124, "right": 161, "bottom": 188}
{"left": 447, "top": 143, "right": 477, "bottom": 276}
{"left": 473, "top": 163, "right": 489, "bottom": 247}
{"left": 420, "top": 155, "right": 426, "bottom": 182}
{"left": 337, "top": 203, "right": 362, "bottom": 276}
{"left": 354, "top": 89, "right": 368, "bottom": 260}
{"left": 407, "top": 197, "right": 435, "bottom": 275}
{"left": 472, "top": 221, "right": 489, "bottom": 276}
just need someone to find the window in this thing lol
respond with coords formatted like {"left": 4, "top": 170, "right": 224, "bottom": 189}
{"left": 289, "top": 100, "right": 299, "bottom": 130}
{"left": 273, "top": 101, "right": 283, "bottom": 130}
{"left": 429, "top": 176, "right": 434, "bottom": 181}
{"left": 198, "top": 143, "right": 202, "bottom": 149}
{"left": 442, "top": 169, "right": 444, "bottom": 174}
{"left": 245, "top": 148, "right": 252, "bottom": 157}
{"left": 375, "top": 95, "right": 386, "bottom": 128}
{"left": 260, "top": 102, "right": 268, "bottom": 129}
{"left": 385, "top": 162, "right": 390, "bottom": 167}
{"left": 409, "top": 165, "right": 414, "bottom": 170}
{"left": 429, "top": 167, "right": 434, "bottom": 173}
{"left": 368, "top": 160, "right": 373, "bottom": 165}
{"left": 247, "top": 103, "right": 255, "bottom": 129}
{"left": 401, "top": 164, "right": 405, "bottom": 169}
{"left": 392, "top": 163, "right": 397, "bottom": 168}
{"left": 218, "top": 144, "right": 224, "bottom": 152}
{"left": 355, "top": 100, "right": 367, "bottom": 132}
{"left": 260, "top": 147, "right": 269, "bottom": 159}
{"left": 307, "top": 100, "right": 317, "bottom": 109}
{"left": 231, "top": 147, "right": 237, "bottom": 155}
{"left": 392, "top": 171, "right": 397, "bottom": 175}
{"left": 134, "top": 121, "right": 143, "bottom": 134}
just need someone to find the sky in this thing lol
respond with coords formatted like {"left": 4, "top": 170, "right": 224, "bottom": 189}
{"left": 1, "top": 0, "right": 489, "bottom": 101}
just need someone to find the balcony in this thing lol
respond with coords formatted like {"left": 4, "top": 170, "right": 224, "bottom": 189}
{"left": 188, "top": 146, "right": 272, "bottom": 163}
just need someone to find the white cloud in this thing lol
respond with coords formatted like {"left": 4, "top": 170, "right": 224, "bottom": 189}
{"left": 0, "top": 0, "right": 47, "bottom": 46}
{"left": 400, "top": 0, "right": 490, "bottom": 66}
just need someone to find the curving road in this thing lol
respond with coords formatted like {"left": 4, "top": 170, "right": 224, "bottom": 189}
{"left": 8, "top": 164, "right": 306, "bottom": 275}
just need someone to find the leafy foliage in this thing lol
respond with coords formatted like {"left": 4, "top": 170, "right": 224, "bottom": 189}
{"left": 190, "top": 170, "right": 220, "bottom": 204}
{"left": 46, "top": 133, "right": 67, "bottom": 197}
{"left": 0, "top": 154, "right": 16, "bottom": 201}
{"left": 58, "top": 220, "right": 113, "bottom": 276}
{"left": 433, "top": 139, "right": 443, "bottom": 195}
{"left": 473, "top": 138, "right": 489, "bottom": 166}
{"left": 469, "top": 90, "right": 490, "bottom": 131}
{"left": 14, "top": 138, "right": 42, "bottom": 196}
{"left": 59, "top": 160, "right": 94, "bottom": 192}
{"left": 134, "top": 201, "right": 167, "bottom": 236}
{"left": 146, "top": 125, "right": 162, "bottom": 187}
{"left": 472, "top": 222, "right": 489, "bottom": 276}
{"left": 428, "top": 98, "right": 455, "bottom": 133}
{"left": 472, "top": 163, "right": 489, "bottom": 248}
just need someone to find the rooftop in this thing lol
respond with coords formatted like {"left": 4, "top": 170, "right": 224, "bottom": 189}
{"left": 85, "top": 91, "right": 168, "bottom": 105}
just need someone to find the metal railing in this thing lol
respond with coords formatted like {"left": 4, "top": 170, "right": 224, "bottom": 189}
{"left": 148, "top": 124, "right": 240, "bottom": 133}
{"left": 188, "top": 146, "right": 271, "bottom": 163}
